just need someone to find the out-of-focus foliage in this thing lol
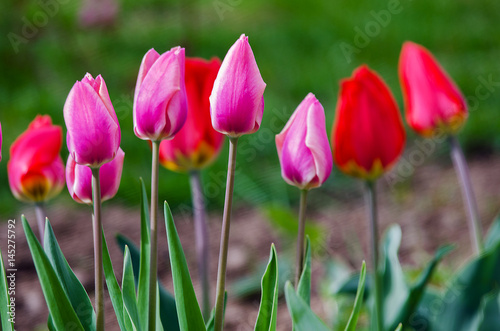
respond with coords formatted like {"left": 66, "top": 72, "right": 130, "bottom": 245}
{"left": 2, "top": 0, "right": 500, "bottom": 216}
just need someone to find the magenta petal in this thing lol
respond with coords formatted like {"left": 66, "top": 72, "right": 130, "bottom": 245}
{"left": 134, "top": 49, "right": 161, "bottom": 101}
{"left": 134, "top": 47, "right": 187, "bottom": 141}
{"left": 67, "top": 147, "right": 124, "bottom": 204}
{"left": 276, "top": 93, "right": 332, "bottom": 190}
{"left": 100, "top": 148, "right": 124, "bottom": 201}
{"left": 210, "top": 34, "right": 266, "bottom": 137}
{"left": 64, "top": 78, "right": 120, "bottom": 167}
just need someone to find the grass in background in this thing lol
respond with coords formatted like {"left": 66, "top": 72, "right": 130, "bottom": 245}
{"left": 1, "top": 0, "right": 500, "bottom": 218}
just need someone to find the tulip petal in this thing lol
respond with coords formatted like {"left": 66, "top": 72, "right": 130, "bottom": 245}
{"left": 65, "top": 79, "right": 120, "bottom": 166}
{"left": 210, "top": 34, "right": 266, "bottom": 137}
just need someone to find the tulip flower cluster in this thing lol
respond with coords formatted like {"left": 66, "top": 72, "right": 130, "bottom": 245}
{"left": 8, "top": 34, "right": 490, "bottom": 331}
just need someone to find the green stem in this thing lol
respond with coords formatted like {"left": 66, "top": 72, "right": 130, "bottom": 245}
{"left": 189, "top": 170, "right": 211, "bottom": 321}
{"left": 149, "top": 140, "right": 160, "bottom": 331}
{"left": 449, "top": 136, "right": 483, "bottom": 254}
{"left": 295, "top": 189, "right": 308, "bottom": 287}
{"left": 34, "top": 202, "right": 46, "bottom": 243}
{"left": 214, "top": 137, "right": 239, "bottom": 331}
{"left": 365, "top": 181, "right": 382, "bottom": 331}
{"left": 91, "top": 167, "right": 104, "bottom": 331}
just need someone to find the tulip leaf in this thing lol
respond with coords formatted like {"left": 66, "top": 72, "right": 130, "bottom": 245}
{"left": 43, "top": 220, "right": 96, "bottom": 331}
{"left": 284, "top": 281, "right": 330, "bottom": 331}
{"left": 477, "top": 290, "right": 500, "bottom": 331}
{"left": 0, "top": 249, "right": 14, "bottom": 331}
{"left": 411, "top": 215, "right": 500, "bottom": 331}
{"left": 116, "top": 234, "right": 180, "bottom": 331}
{"left": 297, "top": 237, "right": 312, "bottom": 306}
{"left": 22, "top": 216, "right": 84, "bottom": 330}
{"left": 254, "top": 244, "right": 279, "bottom": 331}
{"left": 379, "top": 225, "right": 453, "bottom": 330}
{"left": 122, "top": 246, "right": 141, "bottom": 331}
{"left": 394, "top": 323, "right": 403, "bottom": 331}
{"left": 102, "top": 231, "right": 127, "bottom": 331}
{"left": 485, "top": 215, "right": 500, "bottom": 250}
{"left": 206, "top": 292, "right": 227, "bottom": 331}
{"left": 164, "top": 201, "right": 206, "bottom": 331}
{"left": 137, "top": 178, "right": 151, "bottom": 331}
{"left": 344, "top": 261, "right": 366, "bottom": 331}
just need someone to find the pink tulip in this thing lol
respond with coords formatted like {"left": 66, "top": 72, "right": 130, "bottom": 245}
{"left": 8, "top": 115, "right": 65, "bottom": 202}
{"left": 66, "top": 147, "right": 125, "bottom": 204}
{"left": 276, "top": 93, "right": 333, "bottom": 190}
{"left": 210, "top": 34, "right": 266, "bottom": 137}
{"left": 134, "top": 47, "right": 187, "bottom": 141}
{"left": 64, "top": 73, "right": 121, "bottom": 168}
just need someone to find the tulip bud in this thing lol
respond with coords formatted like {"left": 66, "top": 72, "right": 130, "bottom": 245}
{"left": 159, "top": 57, "right": 224, "bottom": 172}
{"left": 134, "top": 47, "right": 187, "bottom": 141}
{"left": 276, "top": 93, "right": 333, "bottom": 190}
{"left": 399, "top": 41, "right": 467, "bottom": 137}
{"left": 8, "top": 115, "right": 65, "bottom": 202}
{"left": 210, "top": 34, "right": 266, "bottom": 137}
{"left": 66, "top": 147, "right": 125, "bottom": 204}
{"left": 332, "top": 65, "right": 406, "bottom": 180}
{"left": 64, "top": 73, "right": 121, "bottom": 168}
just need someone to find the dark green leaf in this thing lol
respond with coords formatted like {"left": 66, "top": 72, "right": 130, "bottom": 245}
{"left": 485, "top": 215, "right": 500, "bottom": 250}
{"left": 122, "top": 246, "right": 141, "bottom": 331}
{"left": 297, "top": 237, "right": 311, "bottom": 306}
{"left": 116, "top": 234, "right": 180, "bottom": 331}
{"left": 478, "top": 291, "right": 500, "bottom": 331}
{"left": 284, "top": 281, "right": 330, "bottom": 331}
{"left": 0, "top": 249, "right": 14, "bottom": 331}
{"left": 254, "top": 244, "right": 279, "bottom": 331}
{"left": 102, "top": 231, "right": 127, "bottom": 331}
{"left": 43, "top": 220, "right": 96, "bottom": 331}
{"left": 137, "top": 178, "right": 151, "bottom": 331}
{"left": 345, "top": 261, "right": 366, "bottom": 331}
{"left": 164, "top": 202, "right": 206, "bottom": 331}
{"left": 22, "top": 216, "right": 84, "bottom": 330}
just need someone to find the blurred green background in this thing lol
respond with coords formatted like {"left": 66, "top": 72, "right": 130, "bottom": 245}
{"left": 1, "top": 0, "right": 500, "bottom": 218}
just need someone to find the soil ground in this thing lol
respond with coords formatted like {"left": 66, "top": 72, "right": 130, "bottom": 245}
{"left": 2, "top": 155, "right": 500, "bottom": 331}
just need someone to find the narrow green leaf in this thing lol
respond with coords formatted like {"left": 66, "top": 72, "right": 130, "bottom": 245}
{"left": 395, "top": 323, "right": 403, "bottom": 331}
{"left": 0, "top": 249, "right": 14, "bottom": 331}
{"left": 344, "top": 261, "right": 366, "bottom": 331}
{"left": 206, "top": 292, "right": 227, "bottom": 331}
{"left": 116, "top": 234, "right": 180, "bottom": 331}
{"left": 164, "top": 202, "right": 206, "bottom": 331}
{"left": 485, "top": 215, "right": 500, "bottom": 250}
{"left": 254, "top": 244, "right": 279, "bottom": 331}
{"left": 137, "top": 178, "right": 151, "bottom": 331}
{"left": 284, "top": 281, "right": 330, "bottom": 331}
{"left": 22, "top": 216, "right": 84, "bottom": 330}
{"left": 297, "top": 237, "right": 311, "bottom": 306}
{"left": 102, "top": 231, "right": 127, "bottom": 331}
{"left": 43, "top": 220, "right": 96, "bottom": 331}
{"left": 477, "top": 290, "right": 500, "bottom": 331}
{"left": 122, "top": 246, "right": 141, "bottom": 331}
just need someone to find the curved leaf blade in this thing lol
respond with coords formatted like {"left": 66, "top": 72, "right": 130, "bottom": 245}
{"left": 345, "top": 261, "right": 366, "bottom": 331}
{"left": 164, "top": 202, "right": 206, "bottom": 331}
{"left": 43, "top": 220, "right": 96, "bottom": 331}
{"left": 254, "top": 244, "right": 279, "bottom": 331}
{"left": 122, "top": 246, "right": 141, "bottom": 331}
{"left": 22, "top": 216, "right": 84, "bottom": 331}
{"left": 285, "top": 281, "right": 330, "bottom": 331}
{"left": 297, "top": 237, "right": 311, "bottom": 306}
{"left": 0, "top": 249, "right": 14, "bottom": 331}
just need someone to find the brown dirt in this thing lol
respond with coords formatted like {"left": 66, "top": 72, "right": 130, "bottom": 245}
{"left": 2, "top": 155, "right": 500, "bottom": 331}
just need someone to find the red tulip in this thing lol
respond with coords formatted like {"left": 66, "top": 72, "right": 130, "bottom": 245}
{"left": 399, "top": 41, "right": 467, "bottom": 137}
{"left": 332, "top": 65, "right": 406, "bottom": 180}
{"left": 8, "top": 115, "right": 65, "bottom": 202}
{"left": 66, "top": 148, "right": 125, "bottom": 204}
{"left": 159, "top": 57, "right": 224, "bottom": 172}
